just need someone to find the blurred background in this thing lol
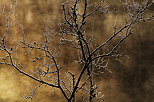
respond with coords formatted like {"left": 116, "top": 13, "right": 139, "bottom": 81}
{"left": 0, "top": 0, "right": 153, "bottom": 102}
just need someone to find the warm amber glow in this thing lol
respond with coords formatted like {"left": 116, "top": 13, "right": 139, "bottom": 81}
{"left": 0, "top": 0, "right": 153, "bottom": 102}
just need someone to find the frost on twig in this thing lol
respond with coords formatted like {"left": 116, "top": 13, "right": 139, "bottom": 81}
{"left": 0, "top": 0, "right": 153, "bottom": 102}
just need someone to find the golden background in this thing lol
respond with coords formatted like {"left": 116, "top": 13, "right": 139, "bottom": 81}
{"left": 0, "top": 0, "right": 153, "bottom": 102}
